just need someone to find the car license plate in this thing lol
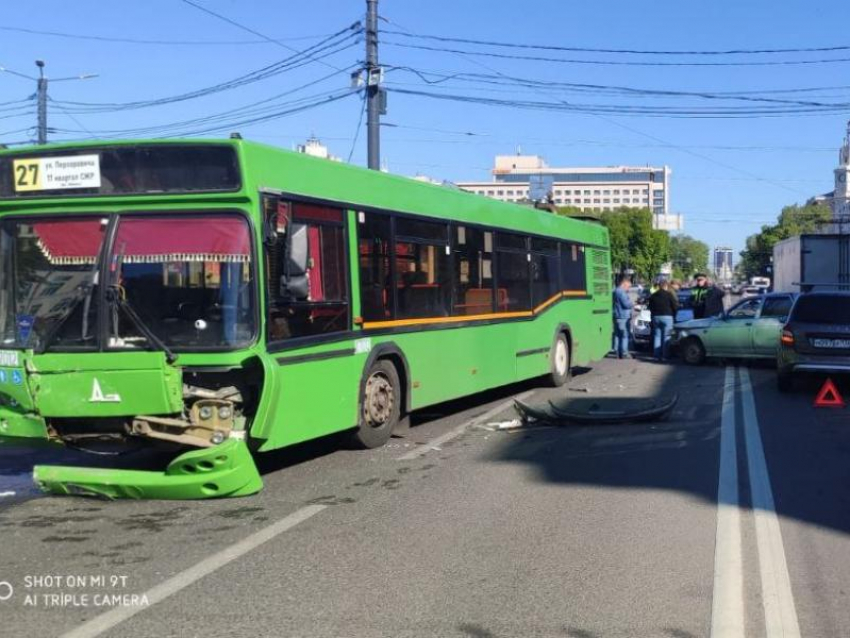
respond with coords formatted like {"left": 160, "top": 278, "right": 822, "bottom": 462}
{"left": 812, "top": 338, "right": 850, "bottom": 349}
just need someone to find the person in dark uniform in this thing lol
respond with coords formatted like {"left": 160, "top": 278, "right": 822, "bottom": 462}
{"left": 691, "top": 273, "right": 710, "bottom": 319}
{"left": 648, "top": 280, "right": 679, "bottom": 362}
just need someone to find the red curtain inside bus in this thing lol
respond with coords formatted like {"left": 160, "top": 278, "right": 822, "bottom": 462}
{"left": 32, "top": 220, "right": 106, "bottom": 264}
{"left": 33, "top": 216, "right": 251, "bottom": 265}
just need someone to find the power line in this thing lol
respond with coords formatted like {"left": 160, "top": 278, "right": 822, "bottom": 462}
{"left": 47, "top": 95, "right": 96, "bottom": 139}
{"left": 387, "top": 66, "right": 850, "bottom": 108}
{"left": 53, "top": 27, "right": 361, "bottom": 114}
{"left": 179, "top": 0, "right": 351, "bottom": 72}
{"left": 53, "top": 88, "right": 358, "bottom": 139}
{"left": 0, "top": 24, "right": 341, "bottom": 46}
{"left": 348, "top": 92, "right": 367, "bottom": 162}
{"left": 385, "top": 41, "right": 850, "bottom": 67}
{"left": 390, "top": 87, "right": 850, "bottom": 118}
{"left": 380, "top": 16, "right": 812, "bottom": 198}
{"left": 383, "top": 29, "right": 850, "bottom": 57}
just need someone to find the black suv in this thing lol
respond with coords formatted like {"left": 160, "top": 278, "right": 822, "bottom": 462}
{"left": 777, "top": 291, "right": 850, "bottom": 392}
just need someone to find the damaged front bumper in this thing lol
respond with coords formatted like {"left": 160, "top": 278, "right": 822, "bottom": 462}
{"left": 2, "top": 350, "right": 265, "bottom": 500}
{"left": 33, "top": 438, "right": 263, "bottom": 500}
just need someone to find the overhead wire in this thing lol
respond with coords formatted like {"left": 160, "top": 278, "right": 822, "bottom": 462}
{"left": 386, "top": 66, "right": 850, "bottom": 109}
{"left": 0, "top": 24, "right": 340, "bottom": 46}
{"left": 379, "top": 16, "right": 816, "bottom": 197}
{"left": 53, "top": 26, "right": 361, "bottom": 113}
{"left": 348, "top": 92, "right": 367, "bottom": 162}
{"left": 178, "top": 0, "right": 351, "bottom": 72}
{"left": 384, "top": 41, "right": 850, "bottom": 68}
{"left": 382, "top": 29, "right": 850, "bottom": 57}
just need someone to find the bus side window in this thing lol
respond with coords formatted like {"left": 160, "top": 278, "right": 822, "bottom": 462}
{"left": 561, "top": 242, "right": 587, "bottom": 292}
{"left": 394, "top": 217, "right": 450, "bottom": 320}
{"left": 265, "top": 198, "right": 349, "bottom": 341}
{"left": 357, "top": 212, "right": 393, "bottom": 321}
{"left": 495, "top": 232, "right": 532, "bottom": 312}
{"left": 451, "top": 226, "right": 495, "bottom": 316}
{"left": 530, "top": 237, "right": 560, "bottom": 308}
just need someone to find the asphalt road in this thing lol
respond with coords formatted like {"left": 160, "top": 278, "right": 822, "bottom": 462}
{"left": 0, "top": 354, "right": 848, "bottom": 637}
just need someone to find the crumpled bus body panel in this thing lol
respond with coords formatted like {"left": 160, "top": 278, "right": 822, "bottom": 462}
{"left": 34, "top": 438, "right": 262, "bottom": 500}
{"left": 0, "top": 350, "right": 263, "bottom": 499}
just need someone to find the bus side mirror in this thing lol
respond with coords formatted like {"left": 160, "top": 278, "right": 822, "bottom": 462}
{"left": 281, "top": 223, "right": 309, "bottom": 300}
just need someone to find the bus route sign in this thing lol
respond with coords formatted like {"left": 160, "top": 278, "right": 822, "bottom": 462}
{"left": 13, "top": 155, "right": 101, "bottom": 192}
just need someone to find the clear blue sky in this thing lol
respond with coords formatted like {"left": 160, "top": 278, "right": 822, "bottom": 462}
{"left": 2, "top": 0, "right": 848, "bottom": 257}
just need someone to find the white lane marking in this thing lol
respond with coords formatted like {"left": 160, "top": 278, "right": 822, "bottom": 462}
{"left": 710, "top": 367, "right": 745, "bottom": 638}
{"left": 60, "top": 504, "right": 327, "bottom": 638}
{"left": 739, "top": 367, "right": 801, "bottom": 638}
{"left": 396, "top": 390, "right": 536, "bottom": 461}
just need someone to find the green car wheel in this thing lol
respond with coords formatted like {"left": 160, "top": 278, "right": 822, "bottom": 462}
{"left": 681, "top": 338, "right": 706, "bottom": 365}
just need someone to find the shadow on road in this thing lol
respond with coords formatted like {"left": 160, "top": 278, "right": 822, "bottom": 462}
{"left": 486, "top": 355, "right": 850, "bottom": 542}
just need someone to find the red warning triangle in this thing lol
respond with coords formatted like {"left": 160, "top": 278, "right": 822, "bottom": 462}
{"left": 814, "top": 378, "right": 845, "bottom": 408}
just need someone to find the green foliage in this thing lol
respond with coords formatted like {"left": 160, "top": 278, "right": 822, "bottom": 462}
{"left": 669, "top": 234, "right": 709, "bottom": 280}
{"left": 554, "top": 205, "right": 588, "bottom": 218}
{"left": 738, "top": 203, "right": 832, "bottom": 279}
{"left": 597, "top": 207, "right": 670, "bottom": 282}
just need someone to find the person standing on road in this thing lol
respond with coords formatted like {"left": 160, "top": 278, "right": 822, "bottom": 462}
{"left": 648, "top": 280, "right": 678, "bottom": 362}
{"left": 704, "top": 278, "right": 726, "bottom": 317}
{"left": 612, "top": 275, "right": 634, "bottom": 359}
{"left": 691, "top": 273, "right": 710, "bottom": 319}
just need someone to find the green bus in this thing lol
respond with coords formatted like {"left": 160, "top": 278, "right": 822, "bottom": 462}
{"left": 0, "top": 139, "right": 611, "bottom": 499}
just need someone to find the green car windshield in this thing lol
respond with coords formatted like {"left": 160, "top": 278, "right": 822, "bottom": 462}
{"left": 0, "top": 214, "right": 256, "bottom": 352}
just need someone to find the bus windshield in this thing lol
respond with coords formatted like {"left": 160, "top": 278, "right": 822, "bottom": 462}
{"left": 0, "top": 213, "right": 256, "bottom": 351}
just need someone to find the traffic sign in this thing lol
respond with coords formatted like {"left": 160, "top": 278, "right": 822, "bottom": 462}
{"left": 814, "top": 378, "right": 845, "bottom": 408}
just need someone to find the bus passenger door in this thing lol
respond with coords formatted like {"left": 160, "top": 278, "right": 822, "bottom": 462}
{"left": 258, "top": 195, "right": 360, "bottom": 450}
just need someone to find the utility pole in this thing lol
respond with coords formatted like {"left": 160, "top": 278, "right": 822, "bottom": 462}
{"left": 36, "top": 60, "right": 47, "bottom": 145}
{"left": 365, "top": 0, "right": 381, "bottom": 170}
{"left": 0, "top": 61, "right": 96, "bottom": 145}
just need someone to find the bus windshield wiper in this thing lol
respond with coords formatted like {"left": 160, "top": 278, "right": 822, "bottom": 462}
{"left": 107, "top": 287, "right": 177, "bottom": 364}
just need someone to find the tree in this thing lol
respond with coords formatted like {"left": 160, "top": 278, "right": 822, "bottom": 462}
{"left": 555, "top": 206, "right": 671, "bottom": 282}
{"left": 600, "top": 207, "right": 670, "bottom": 282}
{"left": 669, "top": 234, "right": 709, "bottom": 281}
{"left": 738, "top": 203, "right": 832, "bottom": 279}
{"left": 554, "top": 205, "right": 587, "bottom": 218}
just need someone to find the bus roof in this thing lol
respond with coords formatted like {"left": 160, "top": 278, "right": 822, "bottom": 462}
{"left": 1, "top": 138, "right": 609, "bottom": 247}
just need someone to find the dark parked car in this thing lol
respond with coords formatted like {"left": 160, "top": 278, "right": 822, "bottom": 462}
{"left": 777, "top": 291, "right": 850, "bottom": 392}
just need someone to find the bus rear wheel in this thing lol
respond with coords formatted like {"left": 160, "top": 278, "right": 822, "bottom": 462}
{"left": 350, "top": 360, "right": 401, "bottom": 449}
{"left": 548, "top": 334, "right": 571, "bottom": 387}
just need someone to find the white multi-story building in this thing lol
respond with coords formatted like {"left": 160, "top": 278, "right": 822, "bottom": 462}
{"left": 457, "top": 154, "right": 682, "bottom": 230}
{"left": 296, "top": 135, "right": 341, "bottom": 162}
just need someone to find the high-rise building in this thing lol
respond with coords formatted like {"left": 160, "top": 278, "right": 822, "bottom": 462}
{"left": 456, "top": 154, "right": 683, "bottom": 231}
{"left": 714, "top": 247, "right": 734, "bottom": 282}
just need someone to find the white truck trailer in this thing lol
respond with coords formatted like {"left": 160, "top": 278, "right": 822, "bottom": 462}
{"left": 772, "top": 234, "right": 850, "bottom": 292}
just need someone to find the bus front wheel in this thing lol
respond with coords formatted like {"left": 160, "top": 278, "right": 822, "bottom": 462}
{"left": 350, "top": 359, "right": 401, "bottom": 449}
{"left": 548, "top": 333, "right": 571, "bottom": 387}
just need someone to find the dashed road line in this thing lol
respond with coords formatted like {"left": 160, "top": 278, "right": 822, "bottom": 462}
{"left": 60, "top": 504, "right": 327, "bottom": 638}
